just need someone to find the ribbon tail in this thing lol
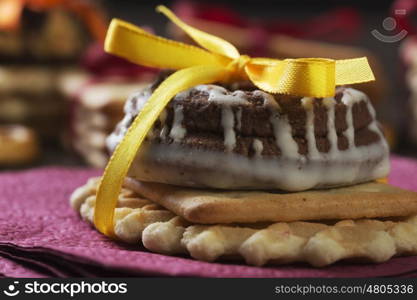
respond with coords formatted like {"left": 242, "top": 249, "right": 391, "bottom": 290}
{"left": 335, "top": 57, "right": 375, "bottom": 85}
{"left": 246, "top": 57, "right": 375, "bottom": 98}
{"left": 245, "top": 58, "right": 336, "bottom": 98}
{"left": 94, "top": 65, "right": 227, "bottom": 237}
{"left": 157, "top": 5, "right": 240, "bottom": 59}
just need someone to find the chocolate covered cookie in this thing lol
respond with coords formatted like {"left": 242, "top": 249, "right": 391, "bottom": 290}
{"left": 108, "top": 79, "right": 389, "bottom": 191}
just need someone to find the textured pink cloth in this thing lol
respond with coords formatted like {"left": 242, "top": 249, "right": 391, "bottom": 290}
{"left": 0, "top": 155, "right": 417, "bottom": 278}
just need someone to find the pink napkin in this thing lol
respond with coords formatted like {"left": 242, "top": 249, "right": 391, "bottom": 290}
{"left": 1, "top": 155, "right": 417, "bottom": 278}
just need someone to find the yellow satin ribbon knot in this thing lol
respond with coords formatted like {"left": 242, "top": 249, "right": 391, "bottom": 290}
{"left": 94, "top": 5, "right": 376, "bottom": 238}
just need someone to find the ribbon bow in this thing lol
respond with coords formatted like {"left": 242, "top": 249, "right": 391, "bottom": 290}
{"left": 94, "top": 5, "right": 375, "bottom": 237}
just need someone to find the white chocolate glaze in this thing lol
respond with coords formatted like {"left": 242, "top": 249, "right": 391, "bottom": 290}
{"left": 323, "top": 97, "right": 338, "bottom": 158}
{"left": 270, "top": 112, "right": 300, "bottom": 160}
{"left": 158, "top": 109, "right": 168, "bottom": 141}
{"left": 302, "top": 97, "right": 320, "bottom": 160}
{"left": 169, "top": 105, "right": 186, "bottom": 143}
{"left": 253, "top": 139, "right": 264, "bottom": 157}
{"left": 161, "top": 85, "right": 250, "bottom": 150}
{"left": 254, "top": 90, "right": 279, "bottom": 109}
{"left": 196, "top": 85, "right": 249, "bottom": 105}
{"left": 195, "top": 85, "right": 247, "bottom": 151}
{"left": 125, "top": 88, "right": 152, "bottom": 114}
{"left": 107, "top": 87, "right": 152, "bottom": 151}
{"left": 294, "top": 88, "right": 389, "bottom": 187}
{"left": 128, "top": 140, "right": 388, "bottom": 191}
{"left": 221, "top": 106, "right": 236, "bottom": 151}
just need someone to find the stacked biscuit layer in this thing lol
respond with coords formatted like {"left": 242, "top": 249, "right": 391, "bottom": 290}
{"left": 71, "top": 178, "right": 417, "bottom": 267}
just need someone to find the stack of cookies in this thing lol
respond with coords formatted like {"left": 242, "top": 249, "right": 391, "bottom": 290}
{"left": 0, "top": 125, "right": 39, "bottom": 166}
{"left": 0, "top": 5, "right": 94, "bottom": 140}
{"left": 57, "top": 40, "right": 157, "bottom": 167}
{"left": 0, "top": 6, "right": 89, "bottom": 63}
{"left": 62, "top": 79, "right": 151, "bottom": 168}
{"left": 71, "top": 76, "right": 417, "bottom": 267}
{"left": 0, "top": 66, "right": 66, "bottom": 139}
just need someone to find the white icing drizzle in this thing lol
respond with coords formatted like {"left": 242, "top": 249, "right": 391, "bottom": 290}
{"left": 169, "top": 105, "right": 186, "bottom": 142}
{"left": 323, "top": 98, "right": 338, "bottom": 158}
{"left": 196, "top": 85, "right": 249, "bottom": 105}
{"left": 293, "top": 87, "right": 389, "bottom": 186}
{"left": 254, "top": 90, "right": 279, "bottom": 108}
{"left": 270, "top": 111, "right": 300, "bottom": 159}
{"left": 344, "top": 100, "right": 356, "bottom": 150}
{"left": 193, "top": 85, "right": 251, "bottom": 151}
{"left": 160, "top": 125, "right": 169, "bottom": 140}
{"left": 166, "top": 85, "right": 283, "bottom": 152}
{"left": 252, "top": 139, "right": 263, "bottom": 157}
{"left": 124, "top": 88, "right": 152, "bottom": 114}
{"left": 158, "top": 109, "right": 168, "bottom": 141}
{"left": 340, "top": 87, "right": 389, "bottom": 163}
{"left": 301, "top": 97, "right": 320, "bottom": 159}
{"left": 302, "top": 97, "right": 339, "bottom": 161}
{"left": 222, "top": 106, "right": 236, "bottom": 151}
{"left": 194, "top": 85, "right": 249, "bottom": 151}
{"left": 342, "top": 88, "right": 366, "bottom": 105}
{"left": 174, "top": 89, "right": 190, "bottom": 100}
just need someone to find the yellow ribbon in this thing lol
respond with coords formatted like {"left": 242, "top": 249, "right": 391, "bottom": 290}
{"left": 94, "top": 5, "right": 376, "bottom": 238}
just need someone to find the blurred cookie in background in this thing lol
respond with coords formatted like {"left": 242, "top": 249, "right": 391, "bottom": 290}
{"left": 0, "top": 0, "right": 107, "bottom": 143}
{"left": 60, "top": 78, "right": 152, "bottom": 168}
{"left": 0, "top": 65, "right": 66, "bottom": 139}
{"left": 0, "top": 125, "right": 39, "bottom": 166}
{"left": 58, "top": 43, "right": 156, "bottom": 168}
{"left": 0, "top": 0, "right": 107, "bottom": 63}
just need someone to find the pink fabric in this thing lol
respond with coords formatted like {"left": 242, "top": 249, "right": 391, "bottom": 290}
{"left": 0, "top": 155, "right": 417, "bottom": 278}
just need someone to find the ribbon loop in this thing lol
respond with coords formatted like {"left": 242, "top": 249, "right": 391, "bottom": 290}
{"left": 104, "top": 19, "right": 223, "bottom": 70}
